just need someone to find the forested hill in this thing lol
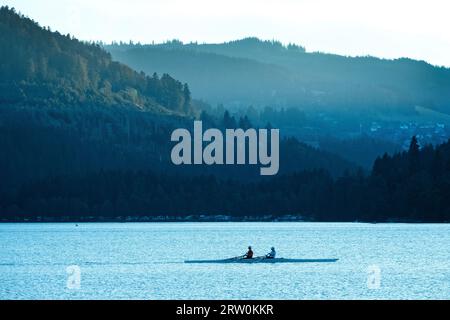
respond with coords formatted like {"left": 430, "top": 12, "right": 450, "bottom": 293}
{"left": 0, "top": 7, "right": 192, "bottom": 115}
{"left": 106, "top": 38, "right": 450, "bottom": 115}
{"left": 0, "top": 6, "right": 359, "bottom": 191}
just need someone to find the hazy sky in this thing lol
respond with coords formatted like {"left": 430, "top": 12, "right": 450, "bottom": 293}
{"left": 3, "top": 0, "right": 450, "bottom": 67}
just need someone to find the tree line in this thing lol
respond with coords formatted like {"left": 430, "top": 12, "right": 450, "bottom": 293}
{"left": 1, "top": 136, "right": 449, "bottom": 222}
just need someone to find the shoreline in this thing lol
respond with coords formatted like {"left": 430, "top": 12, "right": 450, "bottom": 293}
{"left": 0, "top": 215, "right": 447, "bottom": 223}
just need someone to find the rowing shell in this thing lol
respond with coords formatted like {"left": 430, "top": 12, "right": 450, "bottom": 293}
{"left": 184, "top": 258, "right": 338, "bottom": 264}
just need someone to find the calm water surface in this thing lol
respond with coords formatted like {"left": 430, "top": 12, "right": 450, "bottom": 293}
{"left": 0, "top": 222, "right": 449, "bottom": 299}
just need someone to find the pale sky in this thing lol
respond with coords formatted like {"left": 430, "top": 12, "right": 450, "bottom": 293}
{"left": 3, "top": 0, "right": 450, "bottom": 67}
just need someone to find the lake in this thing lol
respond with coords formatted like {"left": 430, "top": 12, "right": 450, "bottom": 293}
{"left": 0, "top": 222, "right": 449, "bottom": 299}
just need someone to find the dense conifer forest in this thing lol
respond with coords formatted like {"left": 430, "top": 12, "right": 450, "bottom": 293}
{"left": 1, "top": 7, "right": 449, "bottom": 222}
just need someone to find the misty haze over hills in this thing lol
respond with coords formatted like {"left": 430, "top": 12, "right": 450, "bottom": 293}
{"left": 106, "top": 38, "right": 450, "bottom": 116}
{"left": 106, "top": 38, "right": 450, "bottom": 165}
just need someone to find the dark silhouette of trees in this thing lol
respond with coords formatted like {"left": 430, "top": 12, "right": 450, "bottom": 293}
{"left": 1, "top": 136, "right": 450, "bottom": 222}
{"left": 408, "top": 135, "right": 420, "bottom": 174}
{"left": 222, "top": 111, "right": 237, "bottom": 128}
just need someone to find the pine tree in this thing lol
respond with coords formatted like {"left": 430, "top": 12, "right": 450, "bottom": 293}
{"left": 408, "top": 136, "right": 420, "bottom": 174}
{"left": 182, "top": 83, "right": 191, "bottom": 114}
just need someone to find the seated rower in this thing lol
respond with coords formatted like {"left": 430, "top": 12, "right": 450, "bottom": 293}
{"left": 266, "top": 247, "right": 276, "bottom": 259}
{"left": 244, "top": 246, "right": 254, "bottom": 259}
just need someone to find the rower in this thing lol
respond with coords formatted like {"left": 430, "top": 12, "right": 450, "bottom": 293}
{"left": 266, "top": 247, "right": 276, "bottom": 259}
{"left": 244, "top": 246, "right": 253, "bottom": 259}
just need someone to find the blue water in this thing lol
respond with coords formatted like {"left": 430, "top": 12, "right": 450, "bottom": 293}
{"left": 0, "top": 222, "right": 449, "bottom": 299}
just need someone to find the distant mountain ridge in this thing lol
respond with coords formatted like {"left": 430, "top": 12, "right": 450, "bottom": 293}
{"left": 106, "top": 38, "right": 450, "bottom": 116}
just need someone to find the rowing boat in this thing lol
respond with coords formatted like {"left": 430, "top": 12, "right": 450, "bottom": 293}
{"left": 184, "top": 257, "right": 338, "bottom": 264}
